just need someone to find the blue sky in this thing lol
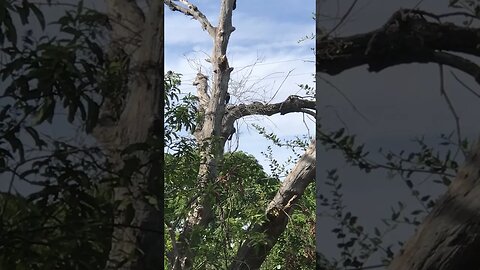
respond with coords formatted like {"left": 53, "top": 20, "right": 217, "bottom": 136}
{"left": 165, "top": 1, "right": 316, "bottom": 172}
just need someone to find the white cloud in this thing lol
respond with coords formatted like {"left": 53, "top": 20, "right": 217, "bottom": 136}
{"left": 165, "top": 13, "right": 212, "bottom": 46}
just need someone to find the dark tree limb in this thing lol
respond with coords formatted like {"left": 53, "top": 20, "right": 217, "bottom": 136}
{"left": 221, "top": 96, "right": 315, "bottom": 142}
{"left": 317, "top": 9, "right": 480, "bottom": 83}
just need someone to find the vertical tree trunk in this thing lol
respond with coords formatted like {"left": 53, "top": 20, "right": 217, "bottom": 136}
{"left": 171, "top": 1, "right": 236, "bottom": 268}
{"left": 93, "top": 1, "right": 164, "bottom": 269}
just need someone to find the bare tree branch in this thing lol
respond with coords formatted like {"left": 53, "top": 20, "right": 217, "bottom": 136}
{"left": 164, "top": 0, "right": 216, "bottom": 37}
{"left": 319, "top": 0, "right": 359, "bottom": 40}
{"left": 225, "top": 96, "right": 315, "bottom": 124}
{"left": 317, "top": 9, "right": 480, "bottom": 84}
{"left": 221, "top": 95, "right": 315, "bottom": 141}
{"left": 433, "top": 52, "right": 480, "bottom": 83}
{"left": 229, "top": 140, "right": 316, "bottom": 270}
{"left": 316, "top": 7, "right": 480, "bottom": 270}
{"left": 438, "top": 64, "right": 465, "bottom": 159}
{"left": 449, "top": 71, "right": 480, "bottom": 100}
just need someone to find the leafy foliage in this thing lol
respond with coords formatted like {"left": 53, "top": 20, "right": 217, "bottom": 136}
{"left": 316, "top": 122, "right": 466, "bottom": 268}
{"left": 263, "top": 183, "right": 316, "bottom": 270}
{"left": 163, "top": 71, "right": 317, "bottom": 269}
{"left": 0, "top": 0, "right": 45, "bottom": 46}
{"left": 0, "top": 2, "right": 117, "bottom": 268}
{"left": 0, "top": 142, "right": 113, "bottom": 269}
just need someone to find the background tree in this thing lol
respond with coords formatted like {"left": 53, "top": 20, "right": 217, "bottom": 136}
{"left": 0, "top": 1, "right": 115, "bottom": 268}
{"left": 164, "top": 1, "right": 316, "bottom": 269}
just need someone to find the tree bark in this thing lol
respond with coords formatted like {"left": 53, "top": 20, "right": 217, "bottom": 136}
{"left": 229, "top": 141, "right": 316, "bottom": 270}
{"left": 388, "top": 138, "right": 480, "bottom": 270}
{"left": 93, "top": 1, "right": 164, "bottom": 269}
{"left": 165, "top": 1, "right": 237, "bottom": 268}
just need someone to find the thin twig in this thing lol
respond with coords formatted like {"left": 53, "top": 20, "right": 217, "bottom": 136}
{"left": 267, "top": 69, "right": 294, "bottom": 104}
{"left": 439, "top": 64, "right": 465, "bottom": 158}
{"left": 320, "top": 0, "right": 359, "bottom": 40}
{"left": 449, "top": 71, "right": 480, "bottom": 99}
{"left": 317, "top": 74, "right": 371, "bottom": 124}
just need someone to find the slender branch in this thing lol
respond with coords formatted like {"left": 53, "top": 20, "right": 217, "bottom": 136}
{"left": 317, "top": 8, "right": 480, "bottom": 84}
{"left": 300, "top": 108, "right": 316, "bottom": 118}
{"left": 164, "top": 0, "right": 216, "bottom": 37}
{"left": 433, "top": 52, "right": 480, "bottom": 84}
{"left": 404, "top": 9, "right": 479, "bottom": 21}
{"left": 222, "top": 95, "right": 315, "bottom": 141}
{"left": 438, "top": 64, "right": 465, "bottom": 158}
{"left": 317, "top": 74, "right": 371, "bottom": 123}
{"left": 449, "top": 71, "right": 480, "bottom": 99}
{"left": 320, "top": 0, "right": 359, "bottom": 41}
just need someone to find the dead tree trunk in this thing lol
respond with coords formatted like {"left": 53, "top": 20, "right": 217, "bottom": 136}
{"left": 164, "top": 0, "right": 236, "bottom": 268}
{"left": 229, "top": 141, "right": 316, "bottom": 270}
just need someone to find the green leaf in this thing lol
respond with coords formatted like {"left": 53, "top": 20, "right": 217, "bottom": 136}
{"left": 411, "top": 210, "right": 423, "bottom": 215}
{"left": 84, "top": 96, "right": 99, "bottom": 133}
{"left": 31, "top": 97, "right": 55, "bottom": 125}
{"left": 145, "top": 195, "right": 158, "bottom": 209}
{"left": 405, "top": 180, "right": 413, "bottom": 189}
{"left": 3, "top": 9, "right": 17, "bottom": 45}
{"left": 5, "top": 133, "right": 24, "bottom": 162}
{"left": 0, "top": 104, "right": 11, "bottom": 119}
{"left": 25, "top": 126, "right": 46, "bottom": 149}
{"left": 76, "top": 0, "right": 84, "bottom": 17}
{"left": 334, "top": 128, "right": 345, "bottom": 139}
{"left": 29, "top": 3, "right": 45, "bottom": 29}
{"left": 16, "top": 3, "right": 29, "bottom": 25}
{"left": 67, "top": 101, "right": 78, "bottom": 123}
{"left": 86, "top": 39, "right": 104, "bottom": 63}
